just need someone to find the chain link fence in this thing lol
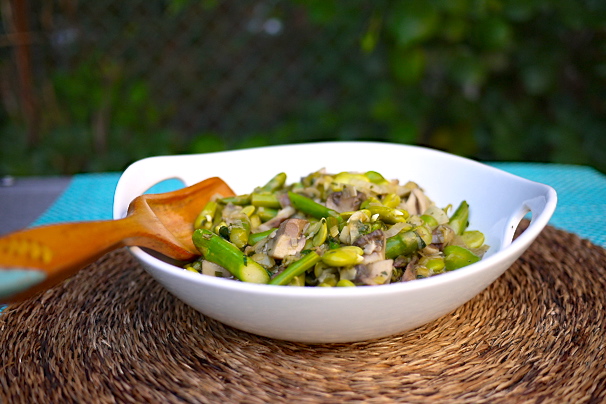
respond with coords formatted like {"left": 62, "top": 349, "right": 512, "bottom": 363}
{"left": 3, "top": 0, "right": 372, "bottom": 169}
{"left": 2, "top": 0, "right": 606, "bottom": 174}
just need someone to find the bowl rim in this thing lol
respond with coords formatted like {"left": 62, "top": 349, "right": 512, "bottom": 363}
{"left": 115, "top": 141, "right": 557, "bottom": 299}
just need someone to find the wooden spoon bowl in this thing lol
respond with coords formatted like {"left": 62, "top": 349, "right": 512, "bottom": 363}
{"left": 0, "top": 177, "right": 234, "bottom": 303}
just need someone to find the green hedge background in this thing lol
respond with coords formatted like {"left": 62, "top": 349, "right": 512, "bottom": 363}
{"left": 1, "top": 0, "right": 605, "bottom": 175}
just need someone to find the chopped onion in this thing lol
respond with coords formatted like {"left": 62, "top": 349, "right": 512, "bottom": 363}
{"left": 423, "top": 205, "right": 449, "bottom": 225}
{"left": 383, "top": 222, "right": 409, "bottom": 238}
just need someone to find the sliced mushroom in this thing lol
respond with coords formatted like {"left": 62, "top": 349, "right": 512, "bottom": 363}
{"left": 353, "top": 229, "right": 386, "bottom": 264}
{"left": 255, "top": 206, "right": 296, "bottom": 232}
{"left": 277, "top": 192, "right": 292, "bottom": 208}
{"left": 431, "top": 224, "right": 455, "bottom": 249}
{"left": 326, "top": 185, "right": 366, "bottom": 213}
{"left": 401, "top": 257, "right": 419, "bottom": 282}
{"left": 401, "top": 266, "right": 417, "bottom": 282}
{"left": 354, "top": 259, "right": 394, "bottom": 285}
{"left": 401, "top": 188, "right": 431, "bottom": 216}
{"left": 266, "top": 218, "right": 309, "bottom": 259}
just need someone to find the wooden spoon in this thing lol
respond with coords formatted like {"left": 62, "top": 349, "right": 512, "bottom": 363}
{"left": 0, "top": 177, "right": 234, "bottom": 303}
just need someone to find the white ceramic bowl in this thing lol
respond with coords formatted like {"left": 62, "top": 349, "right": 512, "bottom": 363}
{"left": 114, "top": 142, "right": 557, "bottom": 343}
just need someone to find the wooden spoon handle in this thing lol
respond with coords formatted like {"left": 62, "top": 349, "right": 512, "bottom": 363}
{"left": 0, "top": 218, "right": 137, "bottom": 303}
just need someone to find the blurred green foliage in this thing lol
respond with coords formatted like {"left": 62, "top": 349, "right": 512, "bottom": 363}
{"left": 1, "top": 0, "right": 605, "bottom": 175}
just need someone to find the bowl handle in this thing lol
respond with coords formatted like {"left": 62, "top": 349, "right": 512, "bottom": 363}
{"left": 502, "top": 188, "right": 557, "bottom": 249}
{"left": 113, "top": 155, "right": 203, "bottom": 219}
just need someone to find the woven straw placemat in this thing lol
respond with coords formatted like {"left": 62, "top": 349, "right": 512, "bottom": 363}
{"left": 1, "top": 224, "right": 605, "bottom": 404}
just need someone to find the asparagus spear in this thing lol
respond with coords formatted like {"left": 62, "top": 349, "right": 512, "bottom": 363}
{"left": 248, "top": 228, "right": 276, "bottom": 245}
{"left": 367, "top": 205, "right": 409, "bottom": 224}
{"left": 192, "top": 229, "right": 269, "bottom": 283}
{"left": 443, "top": 245, "right": 480, "bottom": 271}
{"left": 258, "top": 172, "right": 287, "bottom": 192}
{"left": 228, "top": 213, "right": 251, "bottom": 249}
{"left": 256, "top": 206, "right": 279, "bottom": 221}
{"left": 269, "top": 251, "right": 321, "bottom": 286}
{"left": 321, "top": 246, "right": 364, "bottom": 267}
{"left": 251, "top": 192, "right": 282, "bottom": 208}
{"left": 448, "top": 201, "right": 469, "bottom": 235}
{"left": 194, "top": 200, "right": 218, "bottom": 230}
{"left": 220, "top": 194, "right": 251, "bottom": 205}
{"left": 364, "top": 170, "right": 390, "bottom": 185}
{"left": 381, "top": 193, "right": 401, "bottom": 208}
{"left": 461, "top": 230, "right": 485, "bottom": 248}
{"left": 287, "top": 191, "right": 340, "bottom": 220}
{"left": 385, "top": 225, "right": 432, "bottom": 259}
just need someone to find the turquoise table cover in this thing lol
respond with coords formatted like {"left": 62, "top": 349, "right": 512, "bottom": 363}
{"left": 32, "top": 163, "right": 606, "bottom": 249}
